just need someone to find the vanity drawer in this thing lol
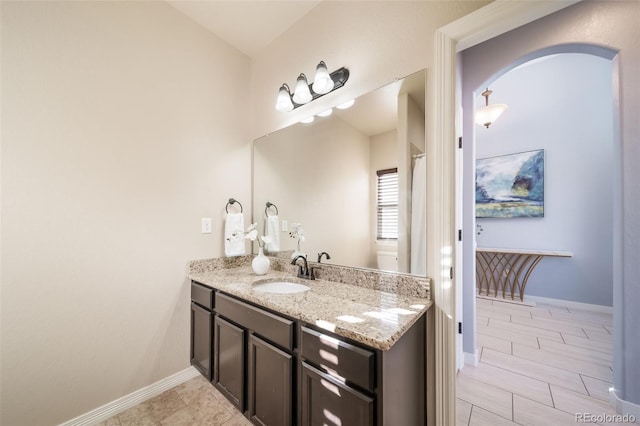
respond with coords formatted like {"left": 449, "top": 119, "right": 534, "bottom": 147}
{"left": 191, "top": 281, "right": 214, "bottom": 310}
{"left": 300, "top": 326, "right": 375, "bottom": 392}
{"left": 215, "top": 293, "right": 294, "bottom": 351}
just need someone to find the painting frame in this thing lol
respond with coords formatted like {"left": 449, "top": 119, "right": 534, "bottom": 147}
{"left": 475, "top": 149, "right": 545, "bottom": 218}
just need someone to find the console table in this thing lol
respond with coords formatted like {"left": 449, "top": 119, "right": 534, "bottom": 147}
{"left": 476, "top": 248, "right": 572, "bottom": 302}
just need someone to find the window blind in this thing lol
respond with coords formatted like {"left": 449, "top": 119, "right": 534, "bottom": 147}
{"left": 376, "top": 168, "right": 398, "bottom": 240}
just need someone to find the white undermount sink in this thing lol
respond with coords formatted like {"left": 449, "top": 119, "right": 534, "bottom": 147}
{"left": 252, "top": 280, "right": 310, "bottom": 294}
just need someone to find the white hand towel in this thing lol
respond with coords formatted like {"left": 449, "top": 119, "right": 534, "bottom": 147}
{"left": 264, "top": 215, "right": 280, "bottom": 252}
{"left": 225, "top": 213, "right": 246, "bottom": 257}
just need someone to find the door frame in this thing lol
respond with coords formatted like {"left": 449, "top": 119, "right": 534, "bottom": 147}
{"left": 427, "top": 1, "right": 581, "bottom": 423}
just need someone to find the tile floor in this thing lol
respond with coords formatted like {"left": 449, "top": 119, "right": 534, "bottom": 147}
{"left": 457, "top": 297, "right": 635, "bottom": 426}
{"left": 100, "top": 297, "right": 630, "bottom": 426}
{"left": 98, "top": 376, "right": 251, "bottom": 426}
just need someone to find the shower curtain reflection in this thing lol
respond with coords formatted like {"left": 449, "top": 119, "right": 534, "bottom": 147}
{"left": 411, "top": 156, "right": 427, "bottom": 275}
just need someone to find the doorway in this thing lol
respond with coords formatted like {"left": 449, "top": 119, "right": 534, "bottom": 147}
{"left": 461, "top": 47, "right": 618, "bottom": 364}
{"left": 430, "top": 1, "right": 636, "bottom": 423}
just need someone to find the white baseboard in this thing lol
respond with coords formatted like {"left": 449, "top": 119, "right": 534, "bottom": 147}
{"left": 59, "top": 366, "right": 201, "bottom": 426}
{"left": 464, "top": 349, "right": 478, "bottom": 367}
{"left": 525, "top": 295, "right": 613, "bottom": 314}
{"left": 609, "top": 388, "right": 640, "bottom": 421}
{"left": 477, "top": 294, "right": 536, "bottom": 307}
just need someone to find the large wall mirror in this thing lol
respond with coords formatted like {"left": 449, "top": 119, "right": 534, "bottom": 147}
{"left": 253, "top": 69, "right": 426, "bottom": 277}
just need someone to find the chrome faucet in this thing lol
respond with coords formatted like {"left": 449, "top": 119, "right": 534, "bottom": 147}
{"left": 291, "top": 255, "right": 314, "bottom": 280}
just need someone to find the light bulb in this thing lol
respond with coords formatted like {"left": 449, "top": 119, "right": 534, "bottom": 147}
{"left": 336, "top": 99, "right": 355, "bottom": 109}
{"left": 275, "top": 84, "right": 294, "bottom": 112}
{"left": 300, "top": 116, "right": 315, "bottom": 124}
{"left": 317, "top": 109, "right": 333, "bottom": 117}
{"left": 292, "top": 73, "right": 312, "bottom": 104}
{"left": 312, "top": 61, "right": 335, "bottom": 95}
{"left": 474, "top": 104, "right": 508, "bottom": 128}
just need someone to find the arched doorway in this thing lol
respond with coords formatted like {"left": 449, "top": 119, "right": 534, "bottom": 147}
{"left": 431, "top": 1, "right": 638, "bottom": 423}
{"left": 455, "top": 46, "right": 620, "bottom": 424}
{"left": 463, "top": 44, "right": 621, "bottom": 362}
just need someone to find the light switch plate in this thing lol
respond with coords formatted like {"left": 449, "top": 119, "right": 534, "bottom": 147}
{"left": 201, "top": 218, "right": 212, "bottom": 234}
{"left": 281, "top": 220, "right": 288, "bottom": 232}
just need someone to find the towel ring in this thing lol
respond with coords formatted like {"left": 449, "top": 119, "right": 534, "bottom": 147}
{"left": 226, "top": 198, "right": 243, "bottom": 213}
{"left": 265, "top": 202, "right": 279, "bottom": 217}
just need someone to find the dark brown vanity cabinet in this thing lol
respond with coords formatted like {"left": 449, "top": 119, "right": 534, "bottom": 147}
{"left": 299, "top": 320, "right": 425, "bottom": 426}
{"left": 215, "top": 292, "right": 295, "bottom": 425}
{"left": 299, "top": 326, "right": 376, "bottom": 426}
{"left": 190, "top": 282, "right": 214, "bottom": 380}
{"left": 300, "top": 362, "right": 374, "bottom": 426}
{"left": 190, "top": 280, "right": 427, "bottom": 426}
{"left": 248, "top": 334, "right": 293, "bottom": 425}
{"left": 213, "top": 315, "right": 245, "bottom": 409}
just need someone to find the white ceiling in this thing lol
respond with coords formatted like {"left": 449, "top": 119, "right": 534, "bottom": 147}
{"left": 166, "top": 0, "right": 322, "bottom": 57}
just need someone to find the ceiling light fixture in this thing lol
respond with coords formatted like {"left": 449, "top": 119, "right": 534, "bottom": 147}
{"left": 275, "top": 61, "right": 349, "bottom": 112}
{"left": 474, "top": 88, "right": 508, "bottom": 128}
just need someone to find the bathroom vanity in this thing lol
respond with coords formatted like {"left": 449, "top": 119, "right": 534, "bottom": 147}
{"left": 188, "top": 257, "right": 432, "bottom": 426}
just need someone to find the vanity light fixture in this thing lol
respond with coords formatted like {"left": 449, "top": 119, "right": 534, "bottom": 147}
{"left": 300, "top": 98, "right": 355, "bottom": 124}
{"left": 336, "top": 99, "right": 355, "bottom": 109}
{"left": 275, "top": 84, "right": 294, "bottom": 112}
{"left": 292, "top": 74, "right": 313, "bottom": 104}
{"left": 474, "top": 88, "right": 508, "bottom": 128}
{"left": 275, "top": 61, "right": 349, "bottom": 112}
{"left": 312, "top": 61, "right": 334, "bottom": 94}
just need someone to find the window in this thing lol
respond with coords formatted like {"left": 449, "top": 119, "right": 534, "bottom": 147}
{"left": 376, "top": 168, "right": 398, "bottom": 240}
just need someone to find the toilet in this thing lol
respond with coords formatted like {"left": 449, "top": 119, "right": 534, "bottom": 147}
{"left": 376, "top": 250, "right": 398, "bottom": 272}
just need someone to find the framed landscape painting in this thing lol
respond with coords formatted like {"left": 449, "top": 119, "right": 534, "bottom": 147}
{"left": 476, "top": 149, "right": 544, "bottom": 218}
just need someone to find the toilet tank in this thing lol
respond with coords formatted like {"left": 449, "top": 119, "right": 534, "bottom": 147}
{"left": 377, "top": 251, "right": 398, "bottom": 271}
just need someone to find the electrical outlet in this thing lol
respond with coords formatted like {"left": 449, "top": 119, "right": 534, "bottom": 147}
{"left": 281, "top": 220, "right": 288, "bottom": 232}
{"left": 201, "top": 218, "right": 212, "bottom": 234}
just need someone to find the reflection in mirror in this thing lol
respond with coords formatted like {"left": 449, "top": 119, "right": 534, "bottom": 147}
{"left": 253, "top": 69, "right": 426, "bottom": 277}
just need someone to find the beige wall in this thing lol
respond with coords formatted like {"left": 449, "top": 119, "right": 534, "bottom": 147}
{"left": 1, "top": 1, "right": 250, "bottom": 424}
{"left": 250, "top": 1, "right": 490, "bottom": 139}
{"left": 254, "top": 116, "right": 371, "bottom": 268}
{"left": 1, "top": 0, "right": 490, "bottom": 424}
{"left": 369, "top": 130, "right": 398, "bottom": 266}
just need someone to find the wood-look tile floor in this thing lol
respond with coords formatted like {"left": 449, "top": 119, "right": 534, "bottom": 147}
{"left": 457, "top": 297, "right": 636, "bottom": 426}
{"left": 98, "top": 375, "right": 251, "bottom": 426}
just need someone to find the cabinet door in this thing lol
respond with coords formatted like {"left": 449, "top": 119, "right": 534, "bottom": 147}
{"left": 190, "top": 302, "right": 213, "bottom": 380}
{"left": 300, "top": 362, "right": 374, "bottom": 426}
{"left": 247, "top": 334, "right": 292, "bottom": 426}
{"left": 214, "top": 315, "right": 245, "bottom": 410}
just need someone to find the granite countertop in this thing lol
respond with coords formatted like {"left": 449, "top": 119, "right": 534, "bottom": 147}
{"left": 188, "top": 265, "right": 432, "bottom": 351}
